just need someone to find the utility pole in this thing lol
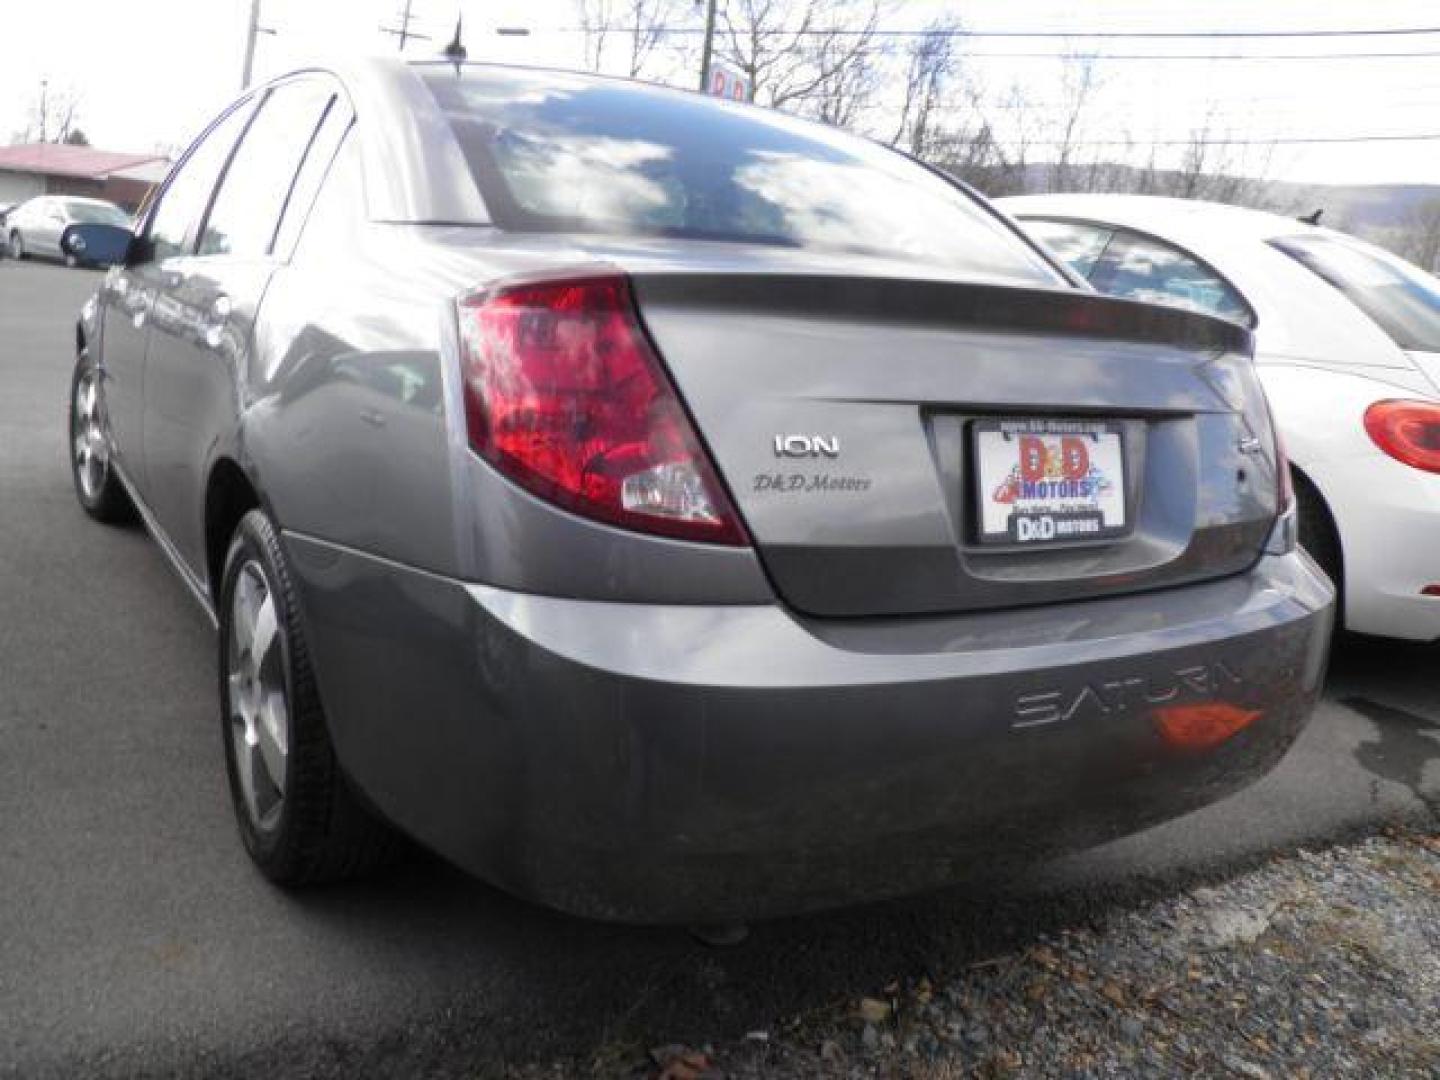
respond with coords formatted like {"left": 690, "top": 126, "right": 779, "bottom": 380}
{"left": 240, "top": 0, "right": 275, "bottom": 90}
{"left": 698, "top": 0, "right": 719, "bottom": 93}
{"left": 380, "top": 0, "right": 430, "bottom": 53}
{"left": 38, "top": 78, "right": 48, "bottom": 143}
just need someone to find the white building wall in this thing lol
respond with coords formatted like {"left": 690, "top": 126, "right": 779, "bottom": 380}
{"left": 0, "top": 171, "right": 45, "bottom": 206}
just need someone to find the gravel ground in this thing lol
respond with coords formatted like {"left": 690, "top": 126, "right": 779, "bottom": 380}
{"left": 517, "top": 825, "right": 1440, "bottom": 1079}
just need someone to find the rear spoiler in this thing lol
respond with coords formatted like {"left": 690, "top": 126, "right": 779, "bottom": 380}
{"left": 633, "top": 273, "right": 1254, "bottom": 355}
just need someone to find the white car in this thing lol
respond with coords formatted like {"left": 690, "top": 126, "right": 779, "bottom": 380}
{"left": 5, "top": 195, "right": 131, "bottom": 265}
{"left": 1000, "top": 194, "right": 1440, "bottom": 641}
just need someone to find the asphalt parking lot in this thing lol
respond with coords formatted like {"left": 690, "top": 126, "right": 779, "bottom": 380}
{"left": 1, "top": 257, "right": 1438, "bottom": 1078}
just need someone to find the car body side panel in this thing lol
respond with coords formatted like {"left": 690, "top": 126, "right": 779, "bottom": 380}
{"left": 1405, "top": 349, "right": 1440, "bottom": 395}
{"left": 142, "top": 256, "right": 273, "bottom": 577}
{"left": 1259, "top": 361, "right": 1440, "bottom": 639}
{"left": 31, "top": 201, "right": 64, "bottom": 256}
{"left": 249, "top": 222, "right": 775, "bottom": 601}
{"left": 96, "top": 264, "right": 157, "bottom": 483}
{"left": 284, "top": 532, "right": 1332, "bottom": 922}
{"left": 247, "top": 245, "right": 461, "bottom": 577}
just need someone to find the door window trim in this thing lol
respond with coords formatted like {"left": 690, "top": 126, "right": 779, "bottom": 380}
{"left": 276, "top": 117, "right": 357, "bottom": 264}
{"left": 188, "top": 72, "right": 352, "bottom": 264}
{"left": 270, "top": 84, "right": 354, "bottom": 261}
{"left": 133, "top": 92, "right": 261, "bottom": 264}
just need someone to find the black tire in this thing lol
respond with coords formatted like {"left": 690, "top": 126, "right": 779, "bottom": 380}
{"left": 1295, "top": 472, "right": 1343, "bottom": 610}
{"left": 68, "top": 350, "right": 136, "bottom": 524}
{"left": 9, "top": 231, "right": 25, "bottom": 259}
{"left": 219, "top": 508, "right": 401, "bottom": 884}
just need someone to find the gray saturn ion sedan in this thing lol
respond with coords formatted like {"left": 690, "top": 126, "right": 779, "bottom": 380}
{"left": 64, "top": 58, "right": 1334, "bottom": 923}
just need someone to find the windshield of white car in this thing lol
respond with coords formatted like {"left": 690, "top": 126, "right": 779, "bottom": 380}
{"left": 1271, "top": 233, "right": 1440, "bottom": 353}
{"left": 64, "top": 202, "right": 128, "bottom": 226}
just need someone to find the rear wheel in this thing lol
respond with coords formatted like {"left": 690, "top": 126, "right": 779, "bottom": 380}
{"left": 68, "top": 351, "right": 135, "bottom": 523}
{"left": 9, "top": 230, "right": 25, "bottom": 259}
{"left": 219, "top": 509, "right": 401, "bottom": 884}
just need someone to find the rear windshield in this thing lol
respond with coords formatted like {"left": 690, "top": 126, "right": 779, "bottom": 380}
{"left": 1270, "top": 232, "right": 1440, "bottom": 352}
{"left": 65, "top": 201, "right": 128, "bottom": 225}
{"left": 419, "top": 66, "right": 1059, "bottom": 283}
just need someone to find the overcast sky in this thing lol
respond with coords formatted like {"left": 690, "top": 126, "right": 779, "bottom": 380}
{"left": 2, "top": 0, "right": 1439, "bottom": 186}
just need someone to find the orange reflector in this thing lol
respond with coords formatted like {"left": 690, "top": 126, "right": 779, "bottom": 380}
{"left": 1152, "top": 702, "right": 1262, "bottom": 751}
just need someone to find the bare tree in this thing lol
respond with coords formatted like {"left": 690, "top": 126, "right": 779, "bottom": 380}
{"left": 576, "top": 0, "right": 688, "bottom": 79}
{"left": 716, "top": 0, "right": 884, "bottom": 112}
{"left": 920, "top": 78, "right": 1039, "bottom": 197}
{"left": 576, "top": 0, "right": 617, "bottom": 72}
{"left": 927, "top": 48, "right": 1105, "bottom": 198}
{"left": 890, "top": 15, "right": 959, "bottom": 158}
{"left": 15, "top": 82, "right": 82, "bottom": 145}
{"left": 1146, "top": 106, "right": 1277, "bottom": 206}
{"left": 1400, "top": 198, "right": 1440, "bottom": 273}
{"left": 807, "top": 18, "right": 887, "bottom": 126}
{"left": 623, "top": 0, "right": 685, "bottom": 77}
{"left": 1048, "top": 53, "right": 1101, "bottom": 192}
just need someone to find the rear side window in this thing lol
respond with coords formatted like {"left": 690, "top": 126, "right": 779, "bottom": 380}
{"left": 273, "top": 100, "right": 353, "bottom": 259}
{"left": 1023, "top": 219, "right": 1115, "bottom": 280}
{"left": 1271, "top": 233, "right": 1440, "bottom": 352}
{"left": 292, "top": 132, "right": 363, "bottom": 265}
{"left": 198, "top": 79, "right": 335, "bottom": 258}
{"left": 144, "top": 99, "right": 256, "bottom": 261}
{"left": 420, "top": 66, "right": 1059, "bottom": 283}
{"left": 1090, "top": 229, "right": 1254, "bottom": 328}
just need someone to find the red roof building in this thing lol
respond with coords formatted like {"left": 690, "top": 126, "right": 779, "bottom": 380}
{"left": 0, "top": 143, "right": 170, "bottom": 211}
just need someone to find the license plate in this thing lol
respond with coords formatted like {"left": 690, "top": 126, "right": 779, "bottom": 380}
{"left": 973, "top": 419, "right": 1128, "bottom": 546}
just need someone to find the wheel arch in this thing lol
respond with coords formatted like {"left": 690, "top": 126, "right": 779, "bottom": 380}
{"left": 1289, "top": 461, "right": 1345, "bottom": 598}
{"left": 204, "top": 458, "right": 265, "bottom": 606}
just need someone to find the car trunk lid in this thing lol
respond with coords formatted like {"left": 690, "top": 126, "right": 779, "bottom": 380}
{"left": 625, "top": 266, "right": 1276, "bottom": 617}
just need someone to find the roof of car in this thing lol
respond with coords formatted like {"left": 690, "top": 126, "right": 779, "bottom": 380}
{"left": 996, "top": 193, "right": 1320, "bottom": 245}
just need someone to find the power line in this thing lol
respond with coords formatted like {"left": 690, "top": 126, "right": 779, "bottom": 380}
{"left": 987, "top": 132, "right": 1440, "bottom": 147}
{"left": 849, "top": 96, "right": 1440, "bottom": 116}
{"left": 932, "top": 49, "right": 1440, "bottom": 60}
{"left": 613, "top": 37, "right": 1440, "bottom": 62}
{"left": 541, "top": 24, "right": 1440, "bottom": 40}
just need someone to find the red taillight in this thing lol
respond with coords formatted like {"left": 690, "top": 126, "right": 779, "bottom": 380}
{"left": 457, "top": 269, "right": 747, "bottom": 545}
{"left": 1364, "top": 399, "right": 1440, "bottom": 474}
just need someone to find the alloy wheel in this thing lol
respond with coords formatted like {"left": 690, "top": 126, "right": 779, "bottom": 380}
{"left": 71, "top": 368, "right": 110, "bottom": 501}
{"left": 226, "top": 561, "right": 290, "bottom": 833}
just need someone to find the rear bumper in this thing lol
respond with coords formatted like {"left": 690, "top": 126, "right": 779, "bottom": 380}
{"left": 288, "top": 537, "right": 1333, "bottom": 922}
